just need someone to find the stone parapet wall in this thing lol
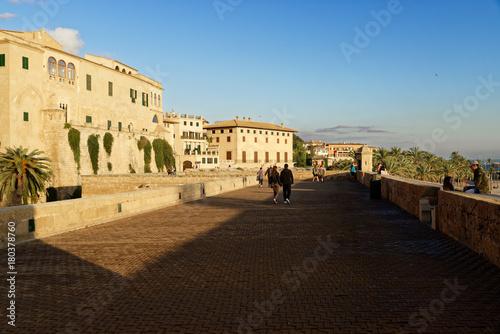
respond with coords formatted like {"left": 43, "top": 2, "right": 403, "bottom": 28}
{"left": 357, "top": 171, "right": 500, "bottom": 267}
{"left": 0, "top": 176, "right": 258, "bottom": 248}
{"left": 437, "top": 191, "right": 500, "bottom": 266}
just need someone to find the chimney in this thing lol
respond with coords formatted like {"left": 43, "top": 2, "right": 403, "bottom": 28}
{"left": 248, "top": 117, "right": 252, "bottom": 121}
{"left": 236, "top": 116, "right": 239, "bottom": 120}
{"left": 281, "top": 123, "right": 284, "bottom": 128}
{"left": 243, "top": 117, "right": 246, "bottom": 121}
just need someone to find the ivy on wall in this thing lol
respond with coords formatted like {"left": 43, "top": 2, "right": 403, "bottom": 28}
{"left": 87, "top": 134, "right": 99, "bottom": 174}
{"left": 107, "top": 162, "right": 112, "bottom": 171}
{"left": 144, "top": 140, "right": 152, "bottom": 173}
{"left": 103, "top": 132, "right": 114, "bottom": 157}
{"left": 152, "top": 138, "right": 175, "bottom": 172}
{"left": 68, "top": 128, "right": 81, "bottom": 170}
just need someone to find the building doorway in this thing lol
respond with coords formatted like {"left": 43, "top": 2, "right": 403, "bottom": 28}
{"left": 183, "top": 160, "right": 193, "bottom": 171}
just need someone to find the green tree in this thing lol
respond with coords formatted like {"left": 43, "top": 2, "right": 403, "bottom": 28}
{"left": 293, "top": 134, "right": 307, "bottom": 167}
{"left": 374, "top": 147, "right": 389, "bottom": 166}
{"left": 87, "top": 134, "right": 100, "bottom": 174}
{"left": 0, "top": 146, "right": 52, "bottom": 205}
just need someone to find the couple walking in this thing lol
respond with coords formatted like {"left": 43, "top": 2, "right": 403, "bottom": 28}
{"left": 267, "top": 164, "right": 294, "bottom": 204}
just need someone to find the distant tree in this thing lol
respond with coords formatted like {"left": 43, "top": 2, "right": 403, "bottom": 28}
{"left": 293, "top": 134, "right": 307, "bottom": 167}
{"left": 0, "top": 146, "right": 52, "bottom": 205}
{"left": 374, "top": 147, "right": 389, "bottom": 166}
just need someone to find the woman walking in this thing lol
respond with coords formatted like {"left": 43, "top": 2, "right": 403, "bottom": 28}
{"left": 269, "top": 166, "right": 282, "bottom": 204}
{"left": 257, "top": 167, "right": 264, "bottom": 187}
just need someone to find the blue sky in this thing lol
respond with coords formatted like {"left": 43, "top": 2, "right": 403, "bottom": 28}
{"left": 1, "top": 0, "right": 499, "bottom": 160}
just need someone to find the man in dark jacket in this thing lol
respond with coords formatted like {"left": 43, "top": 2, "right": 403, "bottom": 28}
{"left": 280, "top": 164, "right": 294, "bottom": 204}
{"left": 464, "top": 161, "right": 490, "bottom": 194}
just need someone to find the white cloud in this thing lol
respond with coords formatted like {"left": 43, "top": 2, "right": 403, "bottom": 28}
{"left": 46, "top": 27, "right": 85, "bottom": 55}
{"left": 0, "top": 12, "right": 17, "bottom": 19}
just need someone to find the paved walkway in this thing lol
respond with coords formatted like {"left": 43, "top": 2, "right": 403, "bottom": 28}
{"left": 1, "top": 179, "right": 500, "bottom": 333}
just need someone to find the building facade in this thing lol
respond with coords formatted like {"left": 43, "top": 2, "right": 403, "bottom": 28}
{"left": 0, "top": 29, "right": 169, "bottom": 199}
{"left": 204, "top": 116, "right": 297, "bottom": 168}
{"left": 163, "top": 111, "right": 219, "bottom": 171}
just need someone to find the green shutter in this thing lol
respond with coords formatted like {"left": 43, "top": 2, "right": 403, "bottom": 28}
{"left": 22, "top": 57, "right": 29, "bottom": 70}
{"left": 134, "top": 90, "right": 137, "bottom": 99}
{"left": 23, "top": 112, "right": 29, "bottom": 122}
{"left": 146, "top": 93, "right": 149, "bottom": 107}
{"left": 107, "top": 120, "right": 111, "bottom": 130}
{"left": 86, "top": 74, "right": 91, "bottom": 91}
{"left": 0, "top": 54, "right": 5, "bottom": 67}
{"left": 86, "top": 116, "right": 92, "bottom": 123}
{"left": 108, "top": 82, "right": 113, "bottom": 96}
{"left": 118, "top": 122, "right": 122, "bottom": 131}
{"left": 130, "top": 88, "right": 133, "bottom": 98}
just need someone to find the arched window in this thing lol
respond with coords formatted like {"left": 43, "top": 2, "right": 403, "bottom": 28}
{"left": 58, "top": 60, "right": 66, "bottom": 78}
{"left": 122, "top": 69, "right": 126, "bottom": 73}
{"left": 48, "top": 57, "right": 56, "bottom": 75}
{"left": 68, "top": 63, "right": 75, "bottom": 80}
{"left": 154, "top": 93, "right": 157, "bottom": 106}
{"left": 115, "top": 66, "right": 120, "bottom": 71}
{"left": 152, "top": 115, "right": 158, "bottom": 123}
{"left": 158, "top": 95, "right": 161, "bottom": 107}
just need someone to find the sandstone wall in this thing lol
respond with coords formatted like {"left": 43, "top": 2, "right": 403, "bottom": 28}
{"left": 437, "top": 191, "right": 500, "bottom": 267}
{"left": 357, "top": 170, "right": 500, "bottom": 267}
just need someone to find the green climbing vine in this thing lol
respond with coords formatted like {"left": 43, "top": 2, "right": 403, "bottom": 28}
{"left": 103, "top": 132, "right": 114, "bottom": 157}
{"left": 152, "top": 138, "right": 175, "bottom": 172}
{"left": 68, "top": 128, "right": 81, "bottom": 170}
{"left": 87, "top": 134, "right": 99, "bottom": 174}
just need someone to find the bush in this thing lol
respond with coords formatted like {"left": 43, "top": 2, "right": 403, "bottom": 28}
{"left": 107, "top": 162, "right": 112, "bottom": 171}
{"left": 68, "top": 128, "right": 81, "bottom": 170}
{"left": 103, "top": 132, "right": 114, "bottom": 156}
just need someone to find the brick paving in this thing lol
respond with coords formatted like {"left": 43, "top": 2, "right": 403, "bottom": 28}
{"left": 1, "top": 179, "right": 500, "bottom": 333}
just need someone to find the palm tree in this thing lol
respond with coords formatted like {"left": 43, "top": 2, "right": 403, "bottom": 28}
{"left": 407, "top": 146, "right": 422, "bottom": 165}
{"left": 390, "top": 146, "right": 402, "bottom": 159}
{"left": 0, "top": 146, "right": 52, "bottom": 205}
{"left": 374, "top": 147, "right": 389, "bottom": 166}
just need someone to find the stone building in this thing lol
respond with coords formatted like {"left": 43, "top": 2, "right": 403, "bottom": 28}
{"left": 0, "top": 29, "right": 169, "bottom": 200}
{"left": 163, "top": 111, "right": 219, "bottom": 171}
{"left": 204, "top": 116, "right": 297, "bottom": 168}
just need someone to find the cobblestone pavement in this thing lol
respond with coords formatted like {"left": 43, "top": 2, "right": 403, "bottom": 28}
{"left": 1, "top": 179, "right": 500, "bottom": 333}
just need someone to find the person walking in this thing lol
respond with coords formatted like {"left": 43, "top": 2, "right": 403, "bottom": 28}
{"left": 269, "top": 166, "right": 282, "bottom": 204}
{"left": 257, "top": 167, "right": 264, "bottom": 187}
{"left": 280, "top": 164, "right": 294, "bottom": 204}
{"left": 318, "top": 161, "right": 326, "bottom": 183}
{"left": 265, "top": 165, "right": 273, "bottom": 188}
{"left": 312, "top": 161, "right": 319, "bottom": 183}
{"left": 350, "top": 162, "right": 356, "bottom": 181}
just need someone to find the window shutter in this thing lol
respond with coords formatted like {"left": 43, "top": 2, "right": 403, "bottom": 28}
{"left": 86, "top": 75, "right": 91, "bottom": 91}
{"left": 0, "top": 54, "right": 5, "bottom": 67}
{"left": 146, "top": 93, "right": 149, "bottom": 107}
{"left": 130, "top": 88, "right": 133, "bottom": 98}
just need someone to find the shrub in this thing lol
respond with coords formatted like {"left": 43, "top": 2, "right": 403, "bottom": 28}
{"left": 103, "top": 132, "right": 114, "bottom": 156}
{"left": 68, "top": 128, "right": 81, "bottom": 170}
{"left": 107, "top": 162, "right": 112, "bottom": 171}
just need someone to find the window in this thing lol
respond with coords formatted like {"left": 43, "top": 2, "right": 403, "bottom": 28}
{"left": 212, "top": 130, "right": 215, "bottom": 134}
{"left": 48, "top": 57, "right": 56, "bottom": 74}
{"left": 265, "top": 131, "right": 268, "bottom": 135}
{"left": 227, "top": 136, "right": 231, "bottom": 142}
{"left": 254, "top": 137, "right": 257, "bottom": 143}
{"left": 158, "top": 95, "right": 161, "bottom": 106}
{"left": 285, "top": 139, "right": 287, "bottom": 144}
{"left": 271, "top": 132, "right": 274, "bottom": 135}
{"left": 226, "top": 151, "right": 232, "bottom": 160}
{"left": 184, "top": 121, "right": 187, "bottom": 125}
{"left": 142, "top": 92, "right": 148, "bottom": 107}
{"left": 68, "top": 63, "right": 75, "bottom": 80}
{"left": 259, "top": 131, "right": 262, "bottom": 134}
{"left": 190, "top": 122, "right": 193, "bottom": 126}
{"left": 107, "top": 120, "right": 111, "bottom": 130}
{"left": 242, "top": 151, "right": 246, "bottom": 163}
{"left": 265, "top": 152, "right": 269, "bottom": 163}
{"left": 196, "top": 122, "right": 199, "bottom": 127}
{"left": 23, "top": 112, "right": 29, "bottom": 122}
{"left": 243, "top": 136, "right": 246, "bottom": 142}
{"left": 254, "top": 152, "right": 258, "bottom": 163}
{"left": 277, "top": 152, "right": 280, "bottom": 163}
{"left": 22, "top": 56, "right": 29, "bottom": 70}
{"left": 202, "top": 158, "right": 206, "bottom": 164}
{"left": 221, "top": 130, "right": 224, "bottom": 133}
{"left": 277, "top": 139, "right": 280, "bottom": 144}
{"left": 253, "top": 130, "right": 256, "bottom": 134}
{"left": 0, "top": 54, "right": 5, "bottom": 67}
{"left": 58, "top": 60, "right": 66, "bottom": 77}
{"left": 108, "top": 82, "right": 113, "bottom": 96}
{"left": 153, "top": 93, "right": 156, "bottom": 106}
{"left": 247, "top": 130, "right": 250, "bottom": 133}
{"left": 282, "top": 133, "right": 285, "bottom": 136}
{"left": 229, "top": 129, "right": 233, "bottom": 133}
{"left": 214, "top": 158, "right": 218, "bottom": 164}
{"left": 266, "top": 138, "right": 268, "bottom": 143}
{"left": 216, "top": 137, "right": 220, "bottom": 143}
{"left": 152, "top": 115, "right": 158, "bottom": 123}
{"left": 240, "top": 129, "right": 243, "bottom": 133}
{"left": 285, "top": 152, "right": 288, "bottom": 162}
{"left": 130, "top": 89, "right": 137, "bottom": 102}
{"left": 86, "top": 116, "right": 92, "bottom": 123}
{"left": 86, "top": 74, "right": 91, "bottom": 91}
{"left": 118, "top": 122, "right": 122, "bottom": 131}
